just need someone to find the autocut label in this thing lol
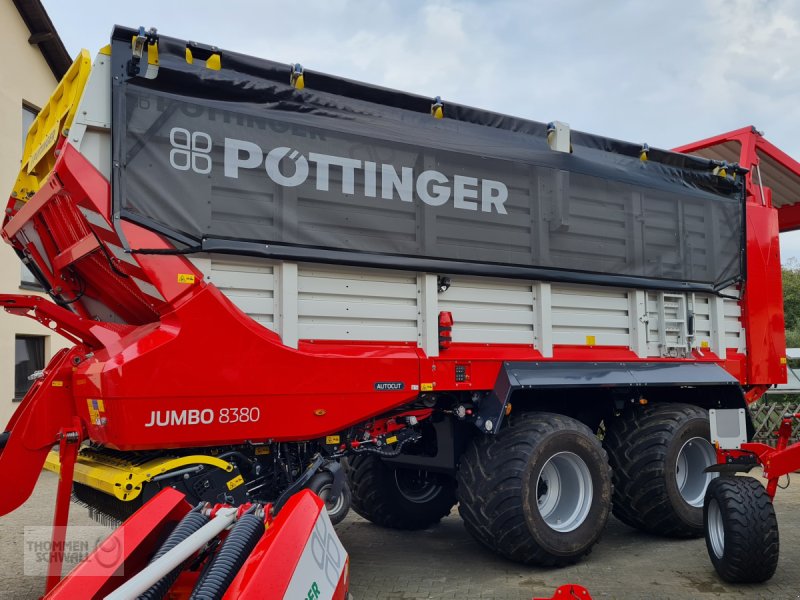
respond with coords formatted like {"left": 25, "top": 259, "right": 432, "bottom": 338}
{"left": 168, "top": 127, "right": 509, "bottom": 215}
{"left": 374, "top": 382, "right": 405, "bottom": 391}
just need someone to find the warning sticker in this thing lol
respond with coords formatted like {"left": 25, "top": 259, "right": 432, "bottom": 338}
{"left": 87, "top": 399, "right": 106, "bottom": 425}
{"left": 226, "top": 474, "right": 244, "bottom": 490}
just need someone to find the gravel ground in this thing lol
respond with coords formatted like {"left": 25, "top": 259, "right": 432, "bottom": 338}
{"left": 1, "top": 470, "right": 799, "bottom": 599}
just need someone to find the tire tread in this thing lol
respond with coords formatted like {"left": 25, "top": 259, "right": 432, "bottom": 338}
{"left": 604, "top": 403, "right": 710, "bottom": 537}
{"left": 457, "top": 412, "right": 611, "bottom": 567}
{"left": 704, "top": 476, "right": 779, "bottom": 583}
{"left": 343, "top": 454, "right": 456, "bottom": 530}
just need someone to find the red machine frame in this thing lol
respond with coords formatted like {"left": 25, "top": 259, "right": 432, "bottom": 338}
{"left": 676, "top": 127, "right": 791, "bottom": 392}
{"left": 44, "top": 488, "right": 349, "bottom": 599}
{"left": 714, "top": 413, "right": 800, "bottom": 499}
{"left": 1, "top": 102, "right": 797, "bottom": 591}
{"left": 0, "top": 136, "right": 787, "bottom": 493}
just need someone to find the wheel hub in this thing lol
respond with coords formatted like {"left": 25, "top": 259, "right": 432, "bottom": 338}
{"left": 675, "top": 436, "right": 717, "bottom": 507}
{"left": 394, "top": 469, "right": 442, "bottom": 504}
{"left": 535, "top": 451, "right": 593, "bottom": 533}
{"left": 317, "top": 483, "right": 345, "bottom": 516}
{"left": 706, "top": 497, "right": 725, "bottom": 558}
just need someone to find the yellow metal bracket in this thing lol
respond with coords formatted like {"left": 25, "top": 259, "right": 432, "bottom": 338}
{"left": 12, "top": 50, "right": 93, "bottom": 202}
{"left": 45, "top": 450, "right": 235, "bottom": 502}
{"left": 712, "top": 162, "right": 729, "bottom": 178}
{"left": 185, "top": 46, "right": 221, "bottom": 70}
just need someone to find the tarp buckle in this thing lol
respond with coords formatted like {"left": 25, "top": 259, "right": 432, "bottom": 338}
{"left": 431, "top": 96, "right": 444, "bottom": 119}
{"left": 290, "top": 63, "right": 305, "bottom": 90}
{"left": 128, "top": 26, "right": 158, "bottom": 77}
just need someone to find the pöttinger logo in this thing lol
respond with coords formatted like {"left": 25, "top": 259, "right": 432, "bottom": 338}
{"left": 169, "top": 127, "right": 212, "bottom": 174}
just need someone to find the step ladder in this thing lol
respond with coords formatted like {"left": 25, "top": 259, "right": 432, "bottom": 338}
{"left": 657, "top": 293, "right": 690, "bottom": 357}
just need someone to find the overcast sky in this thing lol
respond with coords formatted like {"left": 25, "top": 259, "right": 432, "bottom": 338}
{"left": 42, "top": 0, "right": 800, "bottom": 262}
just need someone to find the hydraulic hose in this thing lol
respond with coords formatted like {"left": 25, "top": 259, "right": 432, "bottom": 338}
{"left": 189, "top": 513, "right": 265, "bottom": 600}
{"left": 138, "top": 506, "right": 210, "bottom": 600}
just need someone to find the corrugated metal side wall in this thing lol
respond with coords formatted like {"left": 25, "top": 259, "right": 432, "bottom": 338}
{"left": 437, "top": 276, "right": 535, "bottom": 345}
{"left": 296, "top": 265, "right": 419, "bottom": 342}
{"left": 190, "top": 254, "right": 745, "bottom": 358}
{"left": 207, "top": 257, "right": 275, "bottom": 329}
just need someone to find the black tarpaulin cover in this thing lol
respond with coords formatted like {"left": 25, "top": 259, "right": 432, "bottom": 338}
{"left": 110, "top": 27, "right": 745, "bottom": 294}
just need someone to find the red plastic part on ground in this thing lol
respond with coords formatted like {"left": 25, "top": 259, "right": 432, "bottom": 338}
{"left": 533, "top": 583, "right": 593, "bottom": 600}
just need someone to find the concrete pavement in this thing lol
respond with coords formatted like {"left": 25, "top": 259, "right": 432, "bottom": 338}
{"left": 1, "top": 470, "right": 798, "bottom": 599}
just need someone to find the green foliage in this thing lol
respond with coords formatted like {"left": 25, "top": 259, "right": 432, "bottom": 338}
{"left": 762, "top": 392, "right": 795, "bottom": 404}
{"left": 787, "top": 328, "right": 800, "bottom": 348}
{"left": 781, "top": 259, "right": 800, "bottom": 330}
{"left": 783, "top": 259, "right": 800, "bottom": 343}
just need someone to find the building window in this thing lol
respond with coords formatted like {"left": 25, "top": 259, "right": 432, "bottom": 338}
{"left": 22, "top": 103, "right": 37, "bottom": 149}
{"left": 20, "top": 262, "right": 41, "bottom": 289}
{"left": 14, "top": 336, "right": 44, "bottom": 401}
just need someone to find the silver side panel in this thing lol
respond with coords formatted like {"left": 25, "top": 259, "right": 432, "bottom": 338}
{"left": 437, "top": 276, "right": 535, "bottom": 346}
{"left": 297, "top": 264, "right": 419, "bottom": 344}
{"left": 65, "top": 52, "right": 112, "bottom": 179}
{"left": 551, "top": 284, "right": 630, "bottom": 347}
{"left": 192, "top": 255, "right": 276, "bottom": 330}
{"left": 188, "top": 254, "right": 746, "bottom": 358}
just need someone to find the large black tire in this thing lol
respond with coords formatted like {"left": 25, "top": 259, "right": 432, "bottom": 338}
{"left": 307, "top": 471, "right": 352, "bottom": 526}
{"left": 604, "top": 403, "right": 717, "bottom": 537}
{"left": 343, "top": 455, "right": 457, "bottom": 530}
{"left": 704, "top": 476, "right": 779, "bottom": 583}
{"left": 457, "top": 412, "right": 612, "bottom": 567}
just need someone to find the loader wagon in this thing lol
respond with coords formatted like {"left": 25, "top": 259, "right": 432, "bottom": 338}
{"left": 1, "top": 25, "right": 798, "bottom": 575}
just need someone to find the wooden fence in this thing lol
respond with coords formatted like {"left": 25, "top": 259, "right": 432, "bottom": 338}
{"left": 749, "top": 400, "right": 800, "bottom": 444}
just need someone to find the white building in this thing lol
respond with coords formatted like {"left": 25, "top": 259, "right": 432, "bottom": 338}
{"left": 0, "top": 0, "right": 71, "bottom": 427}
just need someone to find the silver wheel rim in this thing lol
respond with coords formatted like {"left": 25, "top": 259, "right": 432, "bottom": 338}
{"left": 536, "top": 451, "right": 593, "bottom": 533}
{"left": 317, "top": 483, "right": 345, "bottom": 517}
{"left": 394, "top": 470, "right": 442, "bottom": 504}
{"left": 707, "top": 498, "right": 725, "bottom": 558}
{"left": 676, "top": 436, "right": 717, "bottom": 507}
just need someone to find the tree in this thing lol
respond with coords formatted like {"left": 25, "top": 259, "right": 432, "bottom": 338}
{"left": 783, "top": 259, "right": 800, "bottom": 334}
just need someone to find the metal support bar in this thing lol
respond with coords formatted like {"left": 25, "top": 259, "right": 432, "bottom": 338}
{"left": 52, "top": 233, "right": 100, "bottom": 271}
{"left": 0, "top": 294, "right": 133, "bottom": 348}
{"left": 4, "top": 176, "right": 63, "bottom": 238}
{"left": 45, "top": 422, "right": 82, "bottom": 594}
{"left": 104, "top": 507, "right": 238, "bottom": 600}
{"left": 273, "top": 454, "right": 325, "bottom": 515}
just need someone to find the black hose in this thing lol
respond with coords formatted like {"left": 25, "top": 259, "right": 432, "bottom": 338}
{"left": 138, "top": 506, "right": 210, "bottom": 600}
{"left": 189, "top": 513, "right": 264, "bottom": 600}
